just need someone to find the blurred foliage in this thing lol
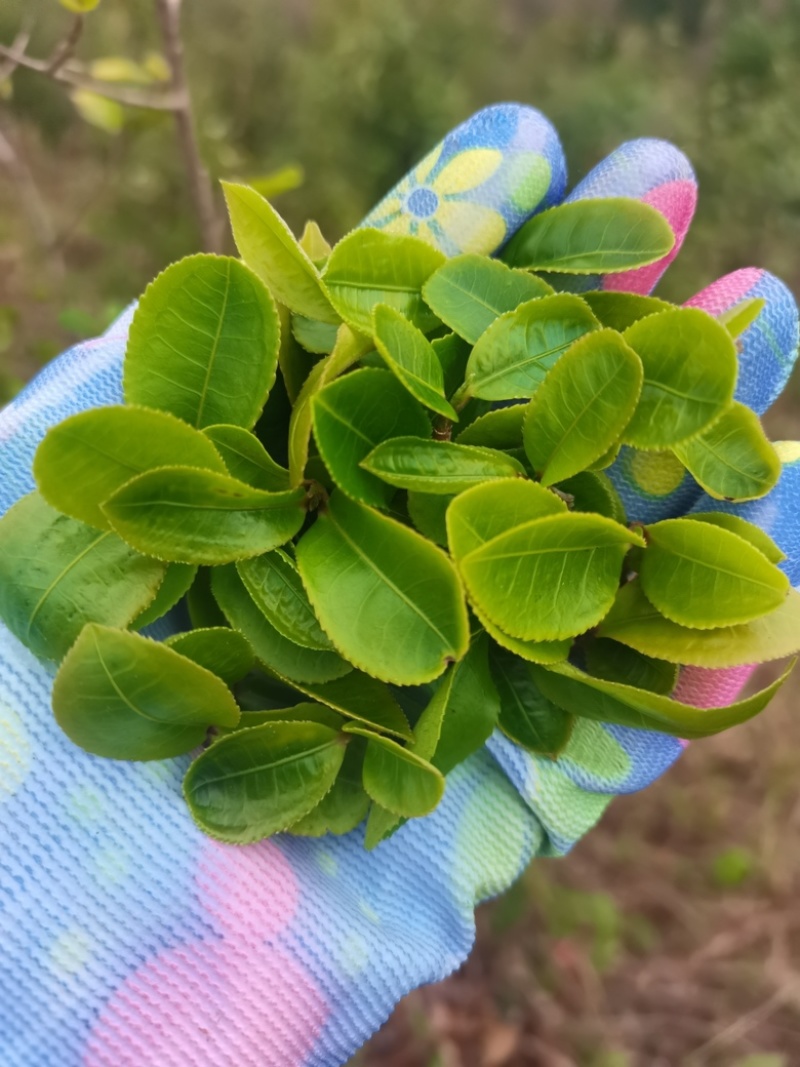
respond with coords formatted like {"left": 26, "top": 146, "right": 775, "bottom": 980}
{"left": 1, "top": 0, "right": 799, "bottom": 398}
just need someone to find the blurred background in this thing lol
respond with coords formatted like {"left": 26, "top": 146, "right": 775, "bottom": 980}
{"left": 1, "top": 1, "right": 799, "bottom": 1063}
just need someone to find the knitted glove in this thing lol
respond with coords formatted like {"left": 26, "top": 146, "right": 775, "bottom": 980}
{"left": 0, "top": 105, "right": 797, "bottom": 1067}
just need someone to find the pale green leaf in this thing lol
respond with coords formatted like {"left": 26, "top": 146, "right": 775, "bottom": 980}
{"left": 582, "top": 291, "right": 674, "bottom": 331}
{"left": 455, "top": 404, "right": 526, "bottom": 449}
{"left": 124, "top": 254, "right": 280, "bottom": 429}
{"left": 221, "top": 182, "right": 337, "bottom": 322}
{"left": 640, "top": 518, "right": 789, "bottom": 628}
{"left": 184, "top": 721, "right": 346, "bottom": 843}
{"left": 690, "top": 512, "right": 786, "bottom": 564}
{"left": 202, "top": 423, "right": 290, "bottom": 491}
{"left": 462, "top": 294, "right": 599, "bottom": 402}
{"left": 34, "top": 405, "right": 226, "bottom": 530}
{"left": 343, "top": 725, "right": 445, "bottom": 817}
{"left": 459, "top": 512, "right": 644, "bottom": 641}
{"left": 0, "top": 493, "right": 165, "bottom": 662}
{"left": 373, "top": 304, "right": 456, "bottom": 419}
{"left": 296, "top": 491, "right": 469, "bottom": 685}
{"left": 672, "top": 402, "right": 781, "bottom": 501}
{"left": 471, "top": 601, "right": 572, "bottom": 665}
{"left": 422, "top": 253, "right": 553, "bottom": 344}
{"left": 522, "top": 328, "right": 643, "bottom": 485}
{"left": 501, "top": 198, "right": 675, "bottom": 273}
{"left": 103, "top": 467, "right": 306, "bottom": 565}
{"left": 598, "top": 580, "right": 800, "bottom": 667}
{"left": 622, "top": 308, "right": 737, "bottom": 448}
{"left": 322, "top": 228, "right": 445, "bottom": 334}
{"left": 53, "top": 624, "right": 240, "bottom": 760}
{"left": 362, "top": 438, "right": 525, "bottom": 495}
{"left": 165, "top": 627, "right": 255, "bottom": 685}
{"left": 445, "top": 478, "right": 567, "bottom": 562}
{"left": 719, "top": 297, "right": 766, "bottom": 339}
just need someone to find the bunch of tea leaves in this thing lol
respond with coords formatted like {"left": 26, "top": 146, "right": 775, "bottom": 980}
{"left": 1, "top": 186, "right": 797, "bottom": 847}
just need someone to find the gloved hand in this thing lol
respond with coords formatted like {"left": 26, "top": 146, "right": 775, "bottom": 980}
{"left": 0, "top": 104, "right": 797, "bottom": 1067}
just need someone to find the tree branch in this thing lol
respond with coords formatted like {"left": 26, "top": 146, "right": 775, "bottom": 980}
{"left": 154, "top": 0, "right": 222, "bottom": 252}
{"left": 45, "top": 14, "right": 84, "bottom": 75}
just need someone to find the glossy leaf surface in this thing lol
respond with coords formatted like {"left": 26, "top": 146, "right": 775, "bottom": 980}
{"left": 344, "top": 725, "right": 445, "bottom": 817}
{"left": 639, "top": 518, "right": 788, "bottom": 628}
{"left": 322, "top": 228, "right": 445, "bottom": 333}
{"left": 690, "top": 512, "right": 786, "bottom": 564}
{"left": 501, "top": 198, "right": 675, "bottom": 273}
{"left": 312, "top": 368, "right": 430, "bottom": 506}
{"left": 124, "top": 254, "right": 280, "bottom": 429}
{"left": 103, "top": 466, "right": 306, "bottom": 564}
{"left": 719, "top": 297, "right": 765, "bottom": 339}
{"left": 237, "top": 550, "right": 333, "bottom": 651}
{"left": 582, "top": 291, "right": 673, "bottom": 331}
{"left": 54, "top": 624, "right": 240, "bottom": 759}
{"left": 373, "top": 304, "right": 456, "bottom": 419}
{"left": 460, "top": 512, "right": 644, "bottom": 641}
{"left": 598, "top": 580, "right": 800, "bottom": 667}
{"left": 672, "top": 402, "right": 781, "bottom": 501}
{"left": 362, "top": 438, "right": 525, "bottom": 495}
{"left": 463, "top": 294, "right": 599, "bottom": 401}
{"left": 446, "top": 478, "right": 566, "bottom": 561}
{"left": 455, "top": 405, "right": 526, "bottom": 449}
{"left": 165, "top": 627, "right": 255, "bottom": 685}
{"left": 0, "top": 493, "right": 165, "bottom": 661}
{"left": 211, "top": 565, "right": 351, "bottom": 684}
{"left": 422, "top": 253, "right": 552, "bottom": 343}
{"left": 584, "top": 638, "right": 678, "bottom": 695}
{"left": 222, "top": 182, "right": 337, "bottom": 322}
{"left": 203, "top": 424, "right": 290, "bottom": 491}
{"left": 34, "top": 406, "right": 226, "bottom": 530}
{"left": 296, "top": 491, "right": 469, "bottom": 684}
{"left": 184, "top": 721, "right": 345, "bottom": 843}
{"left": 622, "top": 308, "right": 737, "bottom": 448}
{"left": 471, "top": 602, "right": 571, "bottom": 665}
{"left": 523, "top": 328, "right": 643, "bottom": 485}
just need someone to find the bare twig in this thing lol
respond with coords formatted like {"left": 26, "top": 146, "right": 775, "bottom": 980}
{"left": 46, "top": 14, "right": 84, "bottom": 75}
{"left": 154, "top": 0, "right": 221, "bottom": 251}
{"left": 0, "top": 43, "right": 185, "bottom": 111}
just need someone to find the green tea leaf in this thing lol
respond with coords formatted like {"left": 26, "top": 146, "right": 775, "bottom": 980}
{"left": 187, "top": 568, "right": 227, "bottom": 629}
{"left": 640, "top": 518, "right": 789, "bottom": 628}
{"left": 292, "top": 314, "right": 339, "bottom": 354}
{"left": 165, "top": 627, "right": 255, "bottom": 685}
{"left": 690, "top": 512, "right": 786, "bottom": 564}
{"left": 489, "top": 644, "right": 574, "bottom": 756}
{"left": 53, "top": 624, "right": 240, "bottom": 760}
{"left": 237, "top": 550, "right": 334, "bottom": 651}
{"left": 719, "top": 297, "right": 766, "bottom": 339}
{"left": 460, "top": 512, "right": 644, "bottom": 641}
{"left": 431, "top": 631, "right": 500, "bottom": 773}
{"left": 556, "top": 471, "right": 626, "bottom": 524}
{"left": 406, "top": 491, "right": 454, "bottom": 546}
{"left": 422, "top": 254, "right": 553, "bottom": 344}
{"left": 299, "top": 220, "right": 332, "bottom": 265}
{"left": 184, "top": 721, "right": 346, "bottom": 843}
{"left": 446, "top": 478, "right": 567, "bottom": 562}
{"left": 455, "top": 404, "right": 526, "bottom": 449}
{"left": 313, "top": 736, "right": 370, "bottom": 834}
{"left": 226, "top": 704, "right": 345, "bottom": 732}
{"left": 288, "top": 325, "right": 373, "bottom": 485}
{"left": 373, "top": 304, "right": 457, "bottom": 419}
{"left": 598, "top": 580, "right": 800, "bottom": 667}
{"left": 462, "top": 294, "right": 599, "bottom": 402}
{"left": 277, "top": 304, "right": 317, "bottom": 402}
{"left": 203, "top": 424, "right": 290, "bottom": 491}
{"left": 34, "top": 405, "right": 227, "bottom": 530}
{"left": 344, "top": 725, "right": 445, "bottom": 817}
{"left": 584, "top": 637, "right": 678, "bottom": 695}
{"left": 531, "top": 657, "right": 795, "bottom": 739}
{"left": 221, "top": 182, "right": 337, "bottom": 323}
{"left": 522, "top": 328, "right": 643, "bottom": 485}
{"left": 501, "top": 198, "right": 675, "bottom": 273}
{"left": 296, "top": 491, "right": 469, "bottom": 685}
{"left": 322, "top": 228, "right": 445, "bottom": 334}
{"left": 672, "top": 402, "right": 781, "bottom": 501}
{"left": 131, "top": 563, "right": 198, "bottom": 630}
{"left": 586, "top": 442, "right": 621, "bottom": 471}
{"left": 0, "top": 493, "right": 165, "bottom": 662}
{"left": 362, "top": 438, "right": 525, "bottom": 495}
{"left": 104, "top": 467, "right": 306, "bottom": 565}
{"left": 622, "top": 308, "right": 737, "bottom": 448}
{"left": 471, "top": 602, "right": 572, "bottom": 665}
{"left": 433, "top": 333, "right": 472, "bottom": 398}
{"left": 124, "top": 254, "right": 280, "bottom": 429}
{"left": 266, "top": 663, "right": 413, "bottom": 740}
{"left": 311, "top": 368, "right": 431, "bottom": 506}
{"left": 582, "top": 291, "right": 673, "bottom": 331}
{"left": 212, "top": 564, "right": 351, "bottom": 684}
